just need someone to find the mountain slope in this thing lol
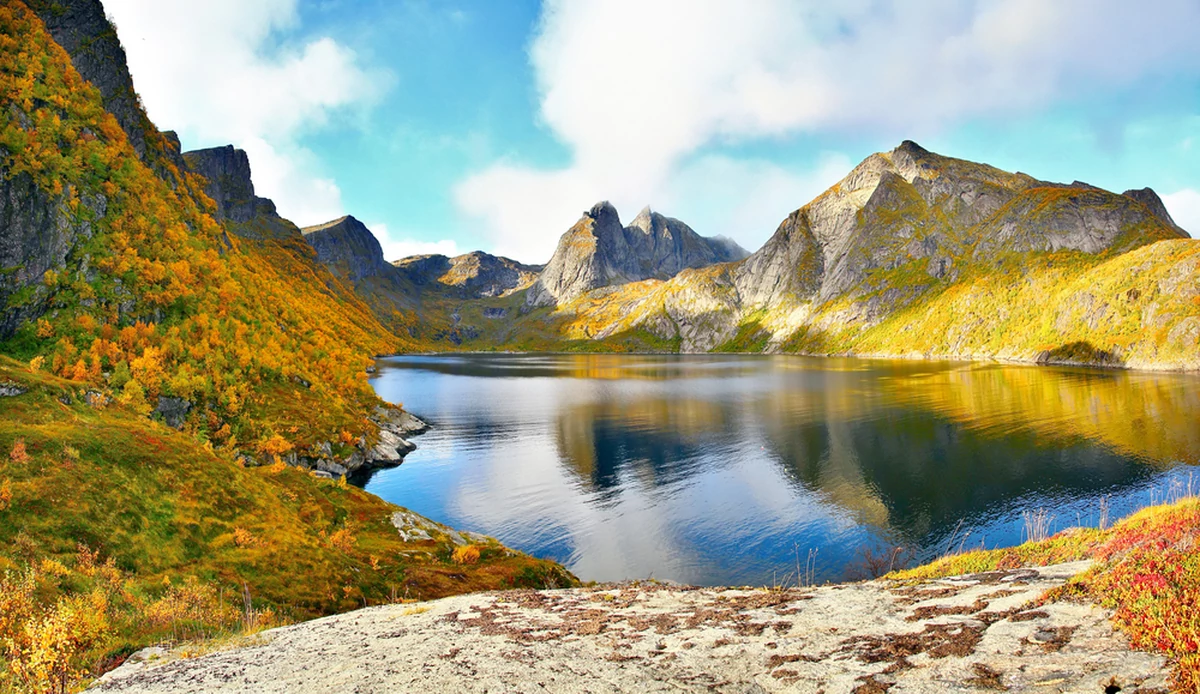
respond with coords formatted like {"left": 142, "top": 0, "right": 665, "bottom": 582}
{"left": 394, "top": 251, "right": 542, "bottom": 298}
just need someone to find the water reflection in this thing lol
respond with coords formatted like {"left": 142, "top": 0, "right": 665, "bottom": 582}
{"left": 362, "top": 354, "right": 1200, "bottom": 585}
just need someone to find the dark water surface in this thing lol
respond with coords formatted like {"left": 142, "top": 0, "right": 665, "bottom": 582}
{"left": 361, "top": 354, "right": 1200, "bottom": 585}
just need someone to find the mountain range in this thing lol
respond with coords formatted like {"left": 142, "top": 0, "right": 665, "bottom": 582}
{"left": 296, "top": 143, "right": 1196, "bottom": 370}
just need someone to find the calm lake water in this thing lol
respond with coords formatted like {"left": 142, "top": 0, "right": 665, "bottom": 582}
{"left": 361, "top": 354, "right": 1200, "bottom": 585}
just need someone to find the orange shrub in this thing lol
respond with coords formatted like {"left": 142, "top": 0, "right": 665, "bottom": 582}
{"left": 232, "top": 527, "right": 258, "bottom": 549}
{"left": 10, "top": 439, "right": 30, "bottom": 464}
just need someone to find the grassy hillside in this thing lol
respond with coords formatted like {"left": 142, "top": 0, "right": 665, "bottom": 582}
{"left": 787, "top": 238, "right": 1200, "bottom": 369}
{"left": 0, "top": 357, "right": 572, "bottom": 693}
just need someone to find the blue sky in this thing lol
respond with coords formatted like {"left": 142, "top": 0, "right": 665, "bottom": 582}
{"left": 105, "top": 0, "right": 1200, "bottom": 263}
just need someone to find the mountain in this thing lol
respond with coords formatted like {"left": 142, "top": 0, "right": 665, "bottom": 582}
{"left": 733, "top": 140, "right": 1185, "bottom": 310}
{"left": 303, "top": 215, "right": 396, "bottom": 282}
{"left": 393, "top": 251, "right": 542, "bottom": 298}
{"left": 527, "top": 202, "right": 748, "bottom": 306}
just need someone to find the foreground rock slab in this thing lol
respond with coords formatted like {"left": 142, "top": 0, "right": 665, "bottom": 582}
{"left": 92, "top": 561, "right": 1167, "bottom": 693}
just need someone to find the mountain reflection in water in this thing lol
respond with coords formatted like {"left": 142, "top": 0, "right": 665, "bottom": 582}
{"left": 361, "top": 354, "right": 1200, "bottom": 585}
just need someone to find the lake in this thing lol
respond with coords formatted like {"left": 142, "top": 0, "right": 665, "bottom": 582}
{"left": 361, "top": 354, "right": 1200, "bottom": 585}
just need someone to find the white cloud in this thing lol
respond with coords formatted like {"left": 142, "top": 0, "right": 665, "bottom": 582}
{"left": 1164, "top": 189, "right": 1200, "bottom": 237}
{"left": 661, "top": 154, "right": 854, "bottom": 251}
{"left": 240, "top": 139, "right": 343, "bottom": 226}
{"left": 457, "top": 0, "right": 1200, "bottom": 260}
{"left": 366, "top": 223, "right": 461, "bottom": 262}
{"left": 104, "top": 0, "right": 388, "bottom": 227}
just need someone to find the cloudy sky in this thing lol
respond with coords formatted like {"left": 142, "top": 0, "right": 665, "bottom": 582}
{"left": 104, "top": 0, "right": 1200, "bottom": 263}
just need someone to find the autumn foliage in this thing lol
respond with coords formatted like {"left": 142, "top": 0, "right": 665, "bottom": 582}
{"left": 0, "top": 2, "right": 403, "bottom": 459}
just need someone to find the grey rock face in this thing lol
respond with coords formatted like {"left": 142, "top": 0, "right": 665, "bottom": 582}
{"left": 0, "top": 382, "right": 27, "bottom": 397}
{"left": 1123, "top": 187, "right": 1189, "bottom": 236}
{"left": 182, "top": 146, "right": 261, "bottom": 224}
{"left": 181, "top": 145, "right": 301, "bottom": 241}
{"left": 153, "top": 397, "right": 191, "bottom": 430}
{"left": 0, "top": 170, "right": 106, "bottom": 339}
{"left": 361, "top": 405, "right": 428, "bottom": 468}
{"left": 29, "top": 0, "right": 150, "bottom": 159}
{"left": 528, "top": 202, "right": 747, "bottom": 306}
{"left": 301, "top": 216, "right": 392, "bottom": 282}
{"left": 733, "top": 140, "right": 1186, "bottom": 317}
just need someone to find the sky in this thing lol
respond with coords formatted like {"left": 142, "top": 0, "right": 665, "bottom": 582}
{"left": 103, "top": 0, "right": 1200, "bottom": 264}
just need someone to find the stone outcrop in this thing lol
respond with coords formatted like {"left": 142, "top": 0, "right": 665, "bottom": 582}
{"left": 301, "top": 216, "right": 394, "bottom": 283}
{"left": 0, "top": 169, "right": 106, "bottom": 338}
{"left": 527, "top": 202, "right": 747, "bottom": 306}
{"left": 279, "top": 405, "right": 429, "bottom": 479}
{"left": 153, "top": 397, "right": 191, "bottom": 430}
{"left": 94, "top": 560, "right": 1168, "bottom": 693}
{"left": 393, "top": 251, "right": 542, "bottom": 298}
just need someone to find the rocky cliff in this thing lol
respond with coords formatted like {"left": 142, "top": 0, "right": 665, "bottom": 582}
{"left": 183, "top": 145, "right": 300, "bottom": 240}
{"left": 527, "top": 202, "right": 747, "bottom": 306}
{"left": 27, "top": 0, "right": 148, "bottom": 158}
{"left": 302, "top": 215, "right": 395, "bottom": 282}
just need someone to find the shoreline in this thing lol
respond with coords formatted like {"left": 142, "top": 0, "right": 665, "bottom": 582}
{"left": 373, "top": 348, "right": 1200, "bottom": 375}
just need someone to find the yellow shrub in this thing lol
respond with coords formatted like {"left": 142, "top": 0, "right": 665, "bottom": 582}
{"left": 8, "top": 589, "right": 111, "bottom": 694}
{"left": 452, "top": 545, "right": 481, "bottom": 565}
{"left": 325, "top": 528, "right": 356, "bottom": 553}
{"left": 0, "top": 478, "right": 11, "bottom": 510}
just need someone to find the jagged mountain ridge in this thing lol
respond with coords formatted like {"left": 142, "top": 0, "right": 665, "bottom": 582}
{"left": 526, "top": 201, "right": 749, "bottom": 306}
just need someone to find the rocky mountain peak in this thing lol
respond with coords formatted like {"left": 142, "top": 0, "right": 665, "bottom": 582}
{"left": 182, "top": 146, "right": 257, "bottom": 223}
{"left": 1123, "top": 188, "right": 1188, "bottom": 235}
{"left": 587, "top": 200, "right": 621, "bottom": 225}
{"left": 735, "top": 142, "right": 1189, "bottom": 311}
{"left": 301, "top": 215, "right": 390, "bottom": 282}
{"left": 630, "top": 206, "right": 656, "bottom": 232}
{"left": 526, "top": 203, "right": 749, "bottom": 307}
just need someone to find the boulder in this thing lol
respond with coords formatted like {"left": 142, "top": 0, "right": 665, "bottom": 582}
{"left": 153, "top": 397, "right": 191, "bottom": 429}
